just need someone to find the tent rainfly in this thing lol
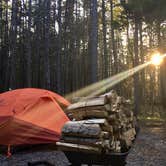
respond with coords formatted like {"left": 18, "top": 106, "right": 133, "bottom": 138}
{"left": 0, "top": 88, "right": 70, "bottom": 147}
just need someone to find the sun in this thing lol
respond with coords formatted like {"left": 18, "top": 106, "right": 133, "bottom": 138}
{"left": 151, "top": 53, "right": 163, "bottom": 66}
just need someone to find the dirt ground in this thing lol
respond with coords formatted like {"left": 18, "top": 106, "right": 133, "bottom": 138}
{"left": 126, "top": 120, "right": 166, "bottom": 166}
{"left": 0, "top": 120, "right": 165, "bottom": 166}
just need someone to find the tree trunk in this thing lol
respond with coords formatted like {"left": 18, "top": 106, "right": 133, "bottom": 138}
{"left": 133, "top": 16, "right": 140, "bottom": 116}
{"left": 89, "top": 0, "right": 98, "bottom": 83}
{"left": 160, "top": 58, "right": 166, "bottom": 108}
{"left": 110, "top": 0, "right": 117, "bottom": 75}
{"left": 57, "top": 0, "right": 62, "bottom": 93}
{"left": 43, "top": 0, "right": 51, "bottom": 89}
{"left": 0, "top": 0, "right": 3, "bottom": 91}
{"left": 9, "top": 0, "right": 18, "bottom": 89}
{"left": 102, "top": 0, "right": 108, "bottom": 79}
{"left": 26, "top": 0, "right": 32, "bottom": 87}
{"left": 158, "top": 20, "right": 166, "bottom": 108}
{"left": 4, "top": 0, "right": 9, "bottom": 90}
{"left": 139, "top": 20, "right": 145, "bottom": 104}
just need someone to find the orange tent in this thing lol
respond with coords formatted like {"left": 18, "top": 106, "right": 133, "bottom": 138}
{"left": 0, "top": 88, "right": 70, "bottom": 146}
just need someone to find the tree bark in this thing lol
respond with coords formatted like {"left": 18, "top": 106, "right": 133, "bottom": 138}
{"left": 102, "top": 0, "right": 108, "bottom": 79}
{"left": 133, "top": 16, "right": 140, "bottom": 116}
{"left": 139, "top": 20, "right": 145, "bottom": 104}
{"left": 158, "top": 20, "right": 166, "bottom": 108}
{"left": 33, "top": 0, "right": 41, "bottom": 88}
{"left": 89, "top": 0, "right": 98, "bottom": 83}
{"left": 0, "top": 0, "right": 3, "bottom": 91}
{"left": 57, "top": 0, "right": 62, "bottom": 93}
{"left": 160, "top": 58, "right": 166, "bottom": 108}
{"left": 9, "top": 0, "right": 18, "bottom": 89}
{"left": 26, "top": 0, "right": 32, "bottom": 87}
{"left": 43, "top": 0, "right": 51, "bottom": 89}
{"left": 4, "top": 0, "right": 9, "bottom": 91}
{"left": 110, "top": 0, "right": 117, "bottom": 75}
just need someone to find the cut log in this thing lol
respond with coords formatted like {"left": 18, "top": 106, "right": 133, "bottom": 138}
{"left": 125, "top": 99, "right": 132, "bottom": 106}
{"left": 67, "top": 110, "right": 109, "bottom": 120}
{"left": 61, "top": 136, "right": 103, "bottom": 147}
{"left": 66, "top": 104, "right": 111, "bottom": 114}
{"left": 82, "top": 110, "right": 109, "bottom": 118}
{"left": 62, "top": 122, "right": 101, "bottom": 138}
{"left": 124, "top": 109, "right": 133, "bottom": 117}
{"left": 121, "top": 128, "right": 136, "bottom": 147}
{"left": 108, "top": 114, "right": 117, "bottom": 123}
{"left": 101, "top": 90, "right": 118, "bottom": 104}
{"left": 115, "top": 96, "right": 126, "bottom": 105}
{"left": 102, "top": 125, "right": 113, "bottom": 133}
{"left": 78, "top": 119, "right": 107, "bottom": 125}
{"left": 112, "top": 125, "right": 121, "bottom": 132}
{"left": 67, "top": 96, "right": 109, "bottom": 110}
{"left": 114, "top": 141, "right": 121, "bottom": 152}
{"left": 78, "top": 119, "right": 113, "bottom": 133}
{"left": 108, "top": 140, "right": 121, "bottom": 152}
{"left": 120, "top": 137, "right": 132, "bottom": 148}
{"left": 102, "top": 140, "right": 111, "bottom": 149}
{"left": 101, "top": 131, "right": 110, "bottom": 139}
{"left": 56, "top": 142, "right": 101, "bottom": 154}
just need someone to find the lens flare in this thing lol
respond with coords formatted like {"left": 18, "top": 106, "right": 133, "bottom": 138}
{"left": 151, "top": 53, "right": 163, "bottom": 65}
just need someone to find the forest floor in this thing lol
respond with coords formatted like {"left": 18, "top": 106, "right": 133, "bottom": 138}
{"left": 0, "top": 119, "right": 165, "bottom": 166}
{"left": 126, "top": 119, "right": 166, "bottom": 166}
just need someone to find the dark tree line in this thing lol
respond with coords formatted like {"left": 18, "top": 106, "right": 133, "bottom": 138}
{"left": 0, "top": 0, "right": 99, "bottom": 94}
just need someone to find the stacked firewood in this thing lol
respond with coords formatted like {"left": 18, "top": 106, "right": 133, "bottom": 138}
{"left": 56, "top": 90, "right": 136, "bottom": 154}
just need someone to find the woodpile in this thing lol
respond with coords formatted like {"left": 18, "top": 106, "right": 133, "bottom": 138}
{"left": 57, "top": 90, "right": 137, "bottom": 154}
